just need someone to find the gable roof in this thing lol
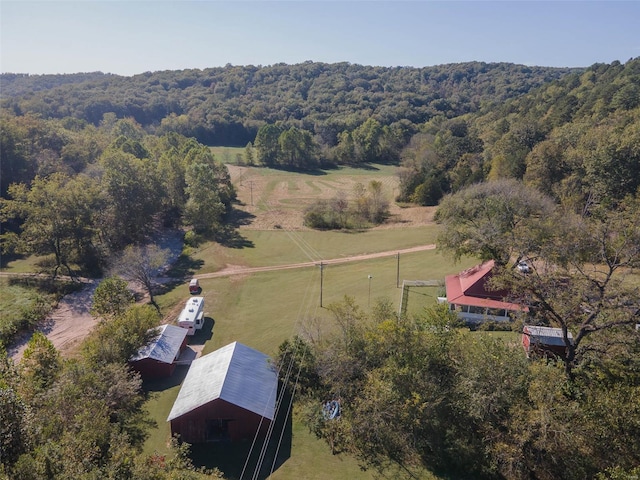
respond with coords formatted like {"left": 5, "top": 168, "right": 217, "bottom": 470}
{"left": 130, "top": 324, "right": 188, "bottom": 364}
{"left": 445, "top": 260, "right": 527, "bottom": 312}
{"left": 167, "top": 341, "right": 277, "bottom": 422}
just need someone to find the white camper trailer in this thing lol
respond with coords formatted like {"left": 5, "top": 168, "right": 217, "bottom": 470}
{"left": 177, "top": 296, "right": 205, "bottom": 335}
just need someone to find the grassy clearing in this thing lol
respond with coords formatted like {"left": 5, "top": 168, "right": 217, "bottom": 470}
{"left": 184, "top": 226, "right": 441, "bottom": 275}
{"left": 145, "top": 237, "right": 474, "bottom": 480}
{"left": 210, "top": 146, "right": 246, "bottom": 163}
{"left": 145, "top": 165, "right": 472, "bottom": 479}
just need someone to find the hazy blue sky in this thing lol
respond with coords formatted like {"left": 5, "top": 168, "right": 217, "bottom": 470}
{"left": 2, "top": 1, "right": 639, "bottom": 76}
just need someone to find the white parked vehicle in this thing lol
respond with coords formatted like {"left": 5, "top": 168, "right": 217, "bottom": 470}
{"left": 517, "top": 261, "right": 532, "bottom": 274}
{"left": 177, "top": 296, "right": 205, "bottom": 335}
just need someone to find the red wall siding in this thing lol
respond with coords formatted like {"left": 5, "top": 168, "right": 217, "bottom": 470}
{"left": 130, "top": 358, "right": 175, "bottom": 379}
{"left": 170, "top": 399, "right": 271, "bottom": 443}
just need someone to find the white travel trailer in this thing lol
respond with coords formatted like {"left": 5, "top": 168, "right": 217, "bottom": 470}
{"left": 177, "top": 296, "right": 205, "bottom": 335}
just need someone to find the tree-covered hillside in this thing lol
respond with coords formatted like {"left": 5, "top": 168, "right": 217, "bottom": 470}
{"left": 1, "top": 62, "right": 576, "bottom": 146}
{"left": 398, "top": 57, "right": 640, "bottom": 208}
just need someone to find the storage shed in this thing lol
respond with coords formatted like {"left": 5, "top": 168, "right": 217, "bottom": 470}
{"left": 129, "top": 324, "right": 189, "bottom": 379}
{"left": 167, "top": 341, "right": 278, "bottom": 443}
{"left": 522, "top": 325, "right": 573, "bottom": 358}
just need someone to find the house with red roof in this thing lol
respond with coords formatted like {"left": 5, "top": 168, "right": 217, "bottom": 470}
{"left": 440, "top": 260, "right": 528, "bottom": 324}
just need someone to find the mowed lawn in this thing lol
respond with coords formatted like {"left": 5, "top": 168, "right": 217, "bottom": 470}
{"left": 146, "top": 246, "right": 459, "bottom": 480}
{"left": 144, "top": 165, "right": 475, "bottom": 479}
{"left": 2, "top": 163, "right": 468, "bottom": 480}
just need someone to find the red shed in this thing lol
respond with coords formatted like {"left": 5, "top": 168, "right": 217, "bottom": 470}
{"left": 129, "top": 324, "right": 188, "bottom": 379}
{"left": 522, "top": 325, "right": 573, "bottom": 358}
{"left": 167, "top": 342, "right": 278, "bottom": 443}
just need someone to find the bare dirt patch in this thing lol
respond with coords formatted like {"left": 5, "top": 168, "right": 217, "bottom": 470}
{"left": 8, "top": 280, "right": 99, "bottom": 361}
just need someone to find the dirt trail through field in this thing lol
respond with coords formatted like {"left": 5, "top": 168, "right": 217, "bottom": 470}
{"left": 7, "top": 167, "right": 437, "bottom": 362}
{"left": 198, "top": 243, "right": 436, "bottom": 279}
{"left": 6, "top": 244, "right": 435, "bottom": 362}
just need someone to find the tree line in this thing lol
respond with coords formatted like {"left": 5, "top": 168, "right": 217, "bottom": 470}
{"left": 397, "top": 58, "right": 640, "bottom": 209}
{"left": 4, "top": 59, "right": 637, "bottom": 212}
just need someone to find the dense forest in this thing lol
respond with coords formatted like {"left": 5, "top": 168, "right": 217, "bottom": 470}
{"left": 2, "top": 59, "right": 640, "bottom": 479}
{"left": 3, "top": 59, "right": 639, "bottom": 207}
{"left": 1, "top": 62, "right": 575, "bottom": 147}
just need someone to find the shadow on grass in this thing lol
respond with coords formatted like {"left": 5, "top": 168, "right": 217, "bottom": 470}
{"left": 0, "top": 252, "right": 25, "bottom": 269}
{"left": 164, "top": 255, "right": 205, "bottom": 280}
{"left": 213, "top": 225, "right": 255, "bottom": 249}
{"left": 190, "top": 388, "right": 293, "bottom": 480}
{"left": 7, "top": 275, "right": 83, "bottom": 296}
{"left": 143, "top": 364, "right": 191, "bottom": 392}
{"left": 227, "top": 207, "right": 256, "bottom": 227}
{"left": 190, "top": 316, "right": 214, "bottom": 345}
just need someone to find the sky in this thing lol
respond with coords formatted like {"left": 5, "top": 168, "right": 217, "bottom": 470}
{"left": 1, "top": 1, "right": 639, "bottom": 76}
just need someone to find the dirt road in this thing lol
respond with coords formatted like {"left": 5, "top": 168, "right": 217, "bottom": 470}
{"left": 6, "top": 244, "right": 436, "bottom": 361}
{"left": 198, "top": 243, "right": 436, "bottom": 278}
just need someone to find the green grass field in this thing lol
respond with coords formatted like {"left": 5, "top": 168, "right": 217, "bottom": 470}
{"left": 3, "top": 163, "right": 463, "bottom": 480}
{"left": 210, "top": 146, "right": 246, "bottom": 163}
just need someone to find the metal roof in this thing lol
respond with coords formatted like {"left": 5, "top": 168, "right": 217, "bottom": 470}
{"left": 130, "top": 324, "right": 188, "bottom": 364}
{"left": 167, "top": 341, "right": 278, "bottom": 422}
{"left": 445, "top": 260, "right": 528, "bottom": 312}
{"left": 524, "top": 325, "right": 573, "bottom": 346}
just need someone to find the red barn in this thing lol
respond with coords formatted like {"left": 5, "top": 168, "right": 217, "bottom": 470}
{"left": 129, "top": 324, "right": 188, "bottom": 379}
{"left": 522, "top": 325, "right": 573, "bottom": 358}
{"left": 167, "top": 341, "right": 278, "bottom": 443}
{"left": 442, "top": 260, "right": 528, "bottom": 324}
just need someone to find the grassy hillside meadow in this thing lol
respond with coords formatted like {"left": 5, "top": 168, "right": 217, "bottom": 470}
{"left": 143, "top": 163, "right": 478, "bottom": 479}
{"left": 2, "top": 162, "right": 479, "bottom": 479}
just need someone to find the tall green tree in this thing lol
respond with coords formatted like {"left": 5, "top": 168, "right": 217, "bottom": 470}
{"left": 90, "top": 276, "right": 134, "bottom": 320}
{"left": 82, "top": 305, "right": 160, "bottom": 366}
{"left": 98, "top": 150, "right": 162, "bottom": 249}
{"left": 278, "top": 127, "right": 318, "bottom": 169}
{"left": 352, "top": 118, "right": 383, "bottom": 163}
{"left": 0, "top": 173, "right": 103, "bottom": 276}
{"left": 435, "top": 179, "right": 556, "bottom": 265}
{"left": 254, "top": 124, "right": 283, "bottom": 166}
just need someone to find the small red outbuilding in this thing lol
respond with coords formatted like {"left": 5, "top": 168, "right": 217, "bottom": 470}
{"left": 522, "top": 325, "right": 573, "bottom": 359}
{"left": 129, "top": 324, "right": 188, "bottom": 379}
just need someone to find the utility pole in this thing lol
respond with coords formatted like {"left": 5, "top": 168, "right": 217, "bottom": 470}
{"left": 319, "top": 262, "right": 324, "bottom": 307}
{"left": 368, "top": 275, "right": 373, "bottom": 308}
{"left": 396, "top": 252, "right": 400, "bottom": 288}
{"left": 249, "top": 180, "right": 254, "bottom": 206}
